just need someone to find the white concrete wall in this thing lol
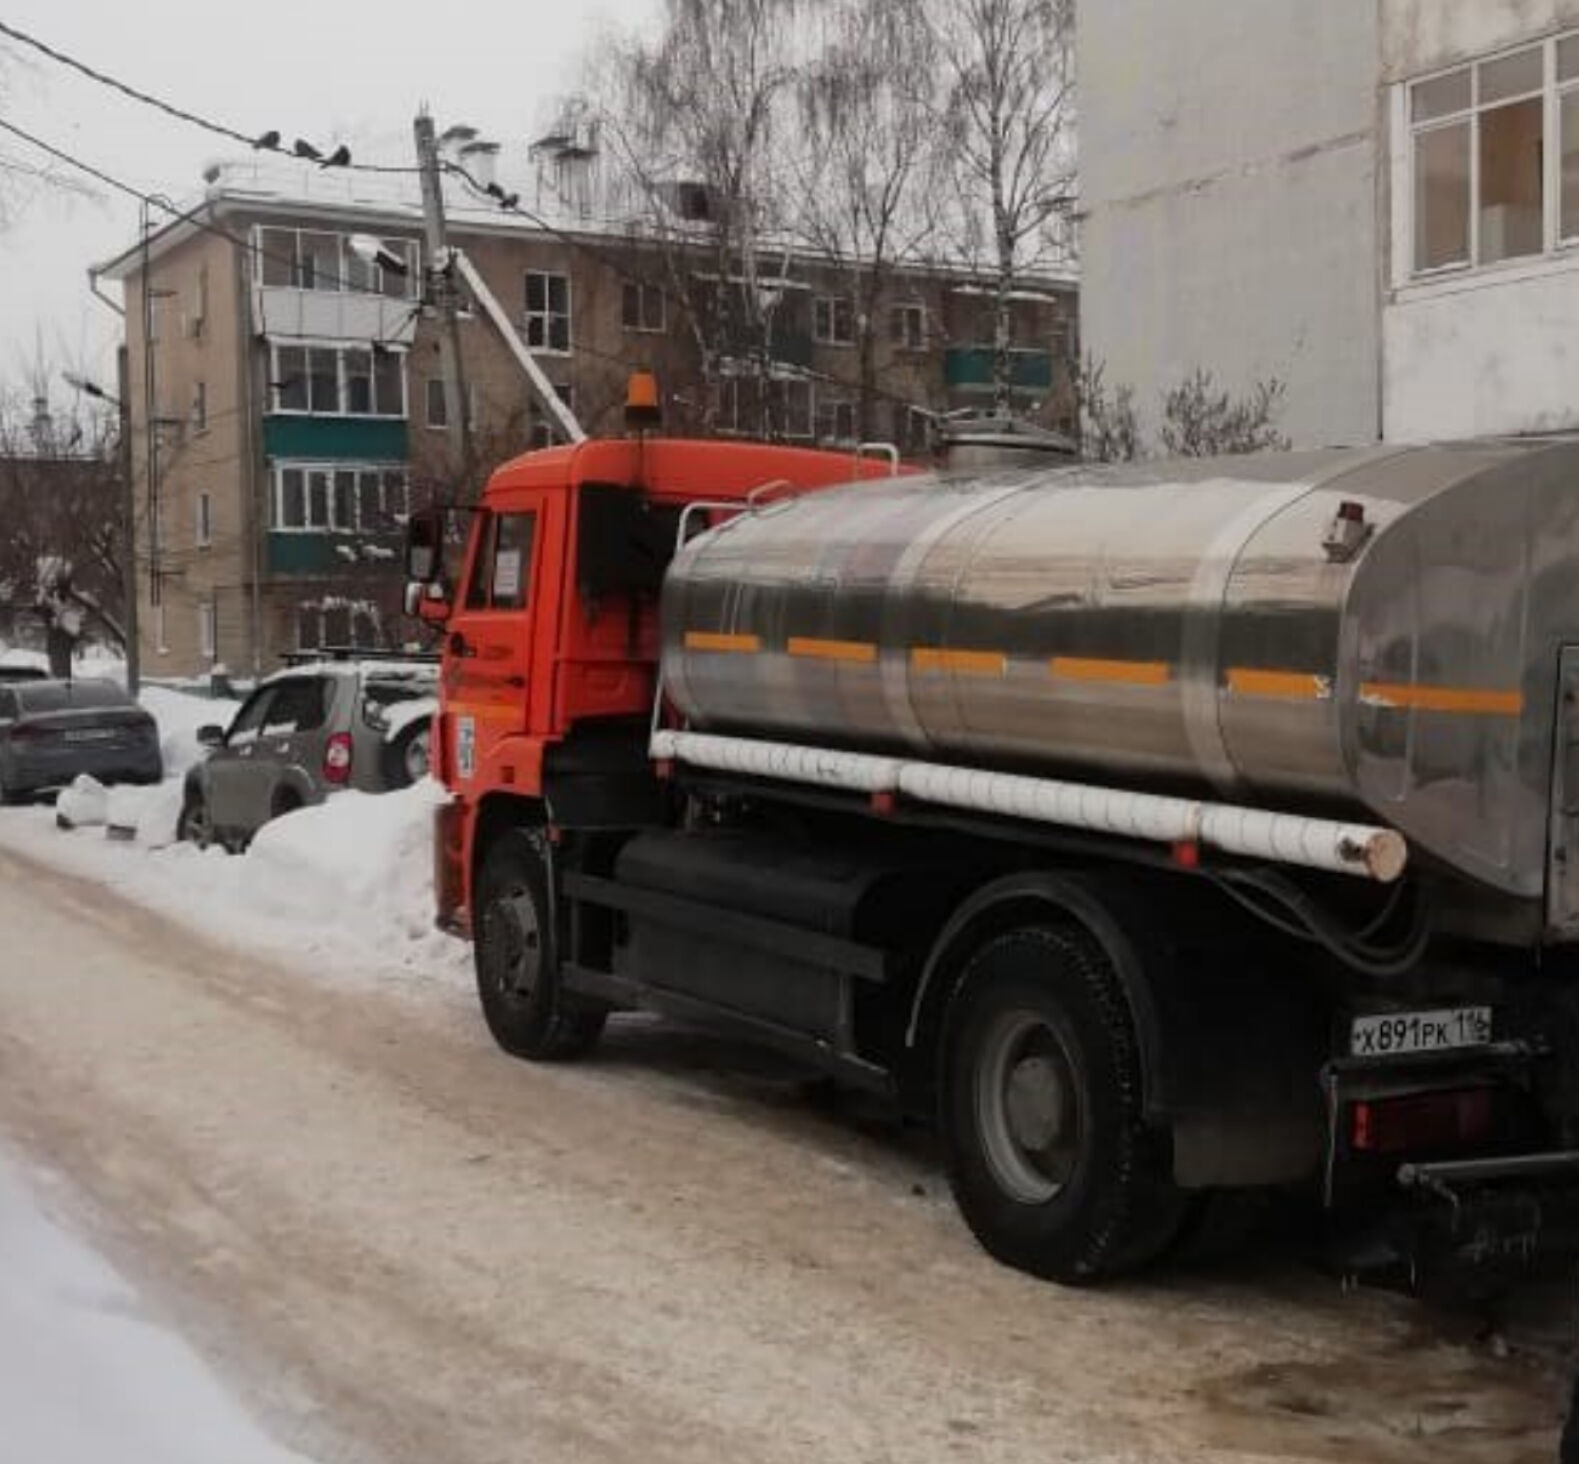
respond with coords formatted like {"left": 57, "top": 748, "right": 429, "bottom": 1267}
{"left": 1078, "top": 0, "right": 1382, "bottom": 449}
{"left": 1381, "top": 0, "right": 1579, "bottom": 78}
{"left": 1380, "top": 1, "right": 1579, "bottom": 440}
{"left": 1385, "top": 257, "right": 1579, "bottom": 439}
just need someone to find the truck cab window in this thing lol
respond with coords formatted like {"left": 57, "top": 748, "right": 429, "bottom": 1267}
{"left": 464, "top": 511, "right": 536, "bottom": 611}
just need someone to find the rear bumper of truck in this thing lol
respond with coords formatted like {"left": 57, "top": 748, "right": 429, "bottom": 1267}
{"left": 1396, "top": 1150, "right": 1579, "bottom": 1277}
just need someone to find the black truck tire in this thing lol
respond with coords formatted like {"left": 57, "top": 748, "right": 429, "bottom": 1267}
{"left": 941, "top": 922, "right": 1183, "bottom": 1284}
{"left": 474, "top": 829, "right": 607, "bottom": 1061}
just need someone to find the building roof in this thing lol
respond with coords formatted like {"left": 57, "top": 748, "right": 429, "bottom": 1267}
{"left": 93, "top": 152, "right": 1079, "bottom": 292}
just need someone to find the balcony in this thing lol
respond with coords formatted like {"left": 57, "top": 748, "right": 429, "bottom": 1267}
{"left": 263, "top": 417, "right": 408, "bottom": 461}
{"left": 944, "top": 347, "right": 1055, "bottom": 391}
{"left": 266, "top": 531, "right": 403, "bottom": 576}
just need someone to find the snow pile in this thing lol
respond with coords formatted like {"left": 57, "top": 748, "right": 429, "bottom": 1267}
{"left": 0, "top": 646, "right": 49, "bottom": 674}
{"left": 241, "top": 780, "right": 450, "bottom": 947}
{"left": 55, "top": 775, "right": 109, "bottom": 830}
{"left": 0, "top": 779, "right": 466, "bottom": 989}
{"left": 140, "top": 686, "right": 238, "bottom": 777}
{"left": 0, "top": 1151, "right": 316, "bottom": 1464}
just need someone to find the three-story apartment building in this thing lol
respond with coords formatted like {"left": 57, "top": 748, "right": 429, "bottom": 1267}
{"left": 98, "top": 155, "right": 1076, "bottom": 676}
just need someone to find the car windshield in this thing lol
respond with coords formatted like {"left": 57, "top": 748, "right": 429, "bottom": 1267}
{"left": 15, "top": 680, "right": 132, "bottom": 714}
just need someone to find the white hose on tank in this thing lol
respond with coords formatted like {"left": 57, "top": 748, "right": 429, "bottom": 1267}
{"left": 649, "top": 730, "right": 1407, "bottom": 883}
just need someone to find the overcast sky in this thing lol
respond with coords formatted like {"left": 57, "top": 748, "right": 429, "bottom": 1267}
{"left": 0, "top": 0, "right": 658, "bottom": 405}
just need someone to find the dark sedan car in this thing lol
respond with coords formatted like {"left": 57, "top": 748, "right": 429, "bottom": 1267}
{"left": 0, "top": 678, "right": 162, "bottom": 802}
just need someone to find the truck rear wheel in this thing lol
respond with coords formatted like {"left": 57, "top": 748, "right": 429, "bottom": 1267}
{"left": 941, "top": 923, "right": 1183, "bottom": 1284}
{"left": 474, "top": 829, "right": 607, "bottom": 1061}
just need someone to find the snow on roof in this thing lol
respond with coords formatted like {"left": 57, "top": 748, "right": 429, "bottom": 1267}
{"left": 261, "top": 659, "right": 438, "bottom": 688}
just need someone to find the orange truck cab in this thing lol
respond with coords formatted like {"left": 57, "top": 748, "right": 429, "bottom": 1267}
{"left": 410, "top": 435, "right": 899, "bottom": 937}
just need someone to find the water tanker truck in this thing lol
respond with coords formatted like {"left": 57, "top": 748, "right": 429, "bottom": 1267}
{"left": 407, "top": 419, "right": 1579, "bottom": 1285}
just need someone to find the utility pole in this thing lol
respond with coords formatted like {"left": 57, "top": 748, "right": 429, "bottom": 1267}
{"left": 414, "top": 112, "right": 475, "bottom": 494}
{"left": 114, "top": 347, "right": 139, "bottom": 695}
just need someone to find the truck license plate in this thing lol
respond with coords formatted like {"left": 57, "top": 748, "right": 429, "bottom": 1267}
{"left": 1350, "top": 1007, "right": 1493, "bottom": 1057}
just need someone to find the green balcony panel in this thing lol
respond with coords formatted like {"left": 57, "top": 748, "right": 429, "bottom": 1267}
{"left": 266, "top": 532, "right": 402, "bottom": 575}
{"left": 263, "top": 416, "right": 408, "bottom": 461}
{"left": 944, "top": 347, "right": 1054, "bottom": 391}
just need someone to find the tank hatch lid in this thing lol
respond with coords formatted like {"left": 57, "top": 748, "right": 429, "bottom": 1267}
{"left": 937, "top": 415, "right": 1079, "bottom": 471}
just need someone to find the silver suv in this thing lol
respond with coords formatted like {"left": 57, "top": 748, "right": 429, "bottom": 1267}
{"left": 177, "top": 657, "right": 437, "bottom": 849}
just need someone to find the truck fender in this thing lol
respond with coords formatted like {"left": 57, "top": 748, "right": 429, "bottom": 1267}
{"left": 904, "top": 871, "right": 1164, "bottom": 1096}
{"left": 903, "top": 870, "right": 1326, "bottom": 1188}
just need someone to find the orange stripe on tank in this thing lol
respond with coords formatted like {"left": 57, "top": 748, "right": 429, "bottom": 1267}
{"left": 910, "top": 647, "right": 1007, "bottom": 676}
{"left": 787, "top": 637, "right": 878, "bottom": 664}
{"left": 1050, "top": 656, "right": 1172, "bottom": 686}
{"left": 1360, "top": 682, "right": 1524, "bottom": 716}
{"left": 684, "top": 631, "right": 762, "bottom": 654}
{"left": 1225, "top": 668, "right": 1332, "bottom": 701}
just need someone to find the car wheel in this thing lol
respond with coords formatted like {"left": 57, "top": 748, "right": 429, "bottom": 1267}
{"left": 176, "top": 791, "right": 215, "bottom": 848}
{"left": 474, "top": 828, "right": 607, "bottom": 1061}
{"left": 941, "top": 923, "right": 1184, "bottom": 1285}
{"left": 381, "top": 723, "right": 431, "bottom": 789}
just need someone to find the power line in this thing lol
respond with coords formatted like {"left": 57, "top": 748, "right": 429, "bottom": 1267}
{"left": 0, "top": 18, "right": 418, "bottom": 174}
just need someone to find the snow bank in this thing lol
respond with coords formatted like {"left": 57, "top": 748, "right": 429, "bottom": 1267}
{"left": 0, "top": 646, "right": 49, "bottom": 673}
{"left": 0, "top": 779, "right": 466, "bottom": 990}
{"left": 140, "top": 686, "right": 238, "bottom": 778}
{"left": 0, "top": 1149, "right": 316, "bottom": 1464}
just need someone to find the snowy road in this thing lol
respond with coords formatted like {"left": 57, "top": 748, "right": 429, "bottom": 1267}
{"left": 0, "top": 842, "right": 1563, "bottom": 1464}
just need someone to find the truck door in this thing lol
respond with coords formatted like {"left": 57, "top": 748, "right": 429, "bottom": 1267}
{"left": 1548, "top": 647, "right": 1579, "bottom": 935}
{"left": 443, "top": 505, "right": 543, "bottom": 781}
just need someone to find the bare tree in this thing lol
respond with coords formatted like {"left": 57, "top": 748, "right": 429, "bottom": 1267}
{"left": 792, "top": 0, "right": 939, "bottom": 439}
{"left": 933, "top": 0, "right": 1076, "bottom": 414}
{"left": 0, "top": 378, "right": 126, "bottom": 670}
{"left": 600, "top": 0, "right": 808, "bottom": 434}
{"left": 1074, "top": 356, "right": 1140, "bottom": 463}
{"left": 1160, "top": 370, "right": 1290, "bottom": 457}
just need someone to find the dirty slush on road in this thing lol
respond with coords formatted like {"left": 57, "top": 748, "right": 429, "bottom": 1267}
{"left": 0, "top": 845, "right": 1564, "bottom": 1464}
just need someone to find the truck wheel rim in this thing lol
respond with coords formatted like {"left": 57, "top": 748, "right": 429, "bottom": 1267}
{"left": 404, "top": 731, "right": 430, "bottom": 782}
{"left": 975, "top": 1009, "right": 1082, "bottom": 1205}
{"left": 488, "top": 888, "right": 542, "bottom": 1004}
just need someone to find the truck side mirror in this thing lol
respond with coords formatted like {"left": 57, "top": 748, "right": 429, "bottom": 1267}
{"left": 405, "top": 508, "right": 444, "bottom": 584}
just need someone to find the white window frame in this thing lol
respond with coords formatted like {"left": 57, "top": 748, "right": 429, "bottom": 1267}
{"left": 270, "top": 463, "right": 410, "bottom": 535}
{"left": 196, "top": 491, "right": 212, "bottom": 549}
{"left": 524, "top": 271, "right": 573, "bottom": 355}
{"left": 254, "top": 227, "right": 420, "bottom": 299}
{"left": 622, "top": 280, "right": 666, "bottom": 333}
{"left": 1403, "top": 32, "right": 1576, "bottom": 281}
{"left": 269, "top": 342, "right": 407, "bottom": 419}
{"left": 198, "top": 601, "right": 216, "bottom": 661}
{"left": 890, "top": 301, "right": 927, "bottom": 351}
{"left": 813, "top": 294, "right": 855, "bottom": 347}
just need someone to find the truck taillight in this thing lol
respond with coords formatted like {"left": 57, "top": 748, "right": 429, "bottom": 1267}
{"left": 324, "top": 732, "right": 353, "bottom": 785}
{"left": 1350, "top": 1088, "right": 1495, "bottom": 1155}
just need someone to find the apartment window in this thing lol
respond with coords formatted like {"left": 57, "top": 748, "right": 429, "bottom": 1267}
{"left": 198, "top": 601, "right": 216, "bottom": 661}
{"left": 191, "top": 380, "right": 207, "bottom": 431}
{"left": 272, "top": 465, "right": 408, "bottom": 534}
{"left": 1409, "top": 39, "right": 1566, "bottom": 274}
{"left": 525, "top": 272, "right": 571, "bottom": 352}
{"left": 196, "top": 491, "right": 212, "bottom": 549}
{"left": 425, "top": 380, "right": 476, "bottom": 430}
{"left": 271, "top": 344, "right": 405, "bottom": 418}
{"left": 257, "top": 227, "right": 418, "bottom": 298}
{"left": 890, "top": 302, "right": 926, "bottom": 351}
{"left": 622, "top": 281, "right": 666, "bottom": 333}
{"left": 813, "top": 295, "right": 855, "bottom": 346}
{"left": 777, "top": 379, "right": 812, "bottom": 439}
{"left": 816, "top": 394, "right": 856, "bottom": 444}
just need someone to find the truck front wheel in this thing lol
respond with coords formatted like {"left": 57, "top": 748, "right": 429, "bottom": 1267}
{"left": 474, "top": 829, "right": 607, "bottom": 1061}
{"left": 941, "top": 923, "right": 1184, "bottom": 1284}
